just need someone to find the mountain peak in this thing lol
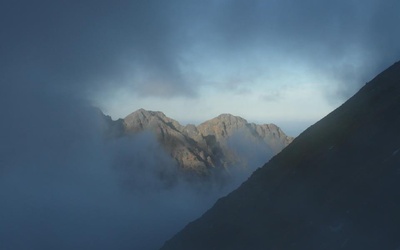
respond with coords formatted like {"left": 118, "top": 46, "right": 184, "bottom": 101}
{"left": 197, "top": 114, "right": 248, "bottom": 138}
{"left": 126, "top": 108, "right": 167, "bottom": 120}
{"left": 207, "top": 113, "right": 248, "bottom": 124}
{"left": 115, "top": 108, "right": 293, "bottom": 173}
{"left": 216, "top": 113, "right": 246, "bottom": 120}
{"left": 123, "top": 108, "right": 183, "bottom": 132}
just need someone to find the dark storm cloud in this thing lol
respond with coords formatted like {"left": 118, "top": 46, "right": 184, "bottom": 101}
{"left": 1, "top": 1, "right": 399, "bottom": 249}
{"left": 207, "top": 0, "right": 400, "bottom": 98}
{"left": 1, "top": 0, "right": 399, "bottom": 100}
{"left": 0, "top": 0, "right": 195, "bottom": 97}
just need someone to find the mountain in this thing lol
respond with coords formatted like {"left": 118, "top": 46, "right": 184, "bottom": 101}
{"left": 122, "top": 109, "right": 293, "bottom": 175}
{"left": 160, "top": 61, "right": 400, "bottom": 250}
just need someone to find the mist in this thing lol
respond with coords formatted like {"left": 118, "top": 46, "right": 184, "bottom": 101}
{"left": 0, "top": 90, "right": 264, "bottom": 249}
{"left": 1, "top": 1, "right": 400, "bottom": 249}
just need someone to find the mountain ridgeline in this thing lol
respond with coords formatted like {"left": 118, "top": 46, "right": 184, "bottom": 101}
{"left": 104, "top": 110, "right": 293, "bottom": 176}
{"left": 161, "top": 62, "right": 400, "bottom": 250}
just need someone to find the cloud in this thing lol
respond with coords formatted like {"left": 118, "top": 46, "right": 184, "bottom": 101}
{"left": 1, "top": 1, "right": 400, "bottom": 248}
{"left": 260, "top": 90, "right": 282, "bottom": 103}
{"left": 0, "top": 91, "right": 239, "bottom": 249}
{"left": 203, "top": 0, "right": 400, "bottom": 99}
{"left": 0, "top": 89, "right": 263, "bottom": 249}
{"left": 0, "top": 1, "right": 195, "bottom": 98}
{"left": 2, "top": 0, "right": 399, "bottom": 104}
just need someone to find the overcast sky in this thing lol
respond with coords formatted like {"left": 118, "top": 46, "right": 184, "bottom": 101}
{"left": 2, "top": 0, "right": 400, "bottom": 135}
{"left": 1, "top": 1, "right": 400, "bottom": 249}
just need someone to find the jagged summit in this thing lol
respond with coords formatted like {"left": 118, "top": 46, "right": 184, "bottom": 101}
{"left": 160, "top": 62, "right": 400, "bottom": 249}
{"left": 111, "top": 109, "right": 294, "bottom": 174}
{"left": 208, "top": 113, "right": 248, "bottom": 124}
{"left": 124, "top": 108, "right": 183, "bottom": 132}
{"left": 125, "top": 108, "right": 169, "bottom": 122}
{"left": 197, "top": 114, "right": 248, "bottom": 138}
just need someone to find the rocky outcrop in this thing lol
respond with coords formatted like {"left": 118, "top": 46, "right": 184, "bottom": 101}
{"left": 196, "top": 114, "right": 293, "bottom": 156}
{"left": 121, "top": 109, "right": 293, "bottom": 174}
{"left": 123, "top": 109, "right": 214, "bottom": 174}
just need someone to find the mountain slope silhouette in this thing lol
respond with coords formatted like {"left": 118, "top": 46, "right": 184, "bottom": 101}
{"left": 161, "top": 61, "right": 400, "bottom": 250}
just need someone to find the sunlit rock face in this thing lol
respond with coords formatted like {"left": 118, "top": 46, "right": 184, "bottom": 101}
{"left": 196, "top": 114, "right": 293, "bottom": 156}
{"left": 160, "top": 62, "right": 400, "bottom": 250}
{"left": 121, "top": 109, "right": 293, "bottom": 174}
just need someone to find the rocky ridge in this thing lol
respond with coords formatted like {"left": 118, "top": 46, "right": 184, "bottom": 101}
{"left": 120, "top": 109, "right": 294, "bottom": 174}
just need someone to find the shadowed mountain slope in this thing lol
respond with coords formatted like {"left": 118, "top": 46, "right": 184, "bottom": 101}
{"left": 160, "top": 61, "right": 400, "bottom": 250}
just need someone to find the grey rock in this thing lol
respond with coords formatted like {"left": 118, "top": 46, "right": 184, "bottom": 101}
{"left": 120, "top": 109, "right": 293, "bottom": 174}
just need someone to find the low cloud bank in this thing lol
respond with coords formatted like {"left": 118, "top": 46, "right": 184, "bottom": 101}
{"left": 0, "top": 91, "right": 262, "bottom": 250}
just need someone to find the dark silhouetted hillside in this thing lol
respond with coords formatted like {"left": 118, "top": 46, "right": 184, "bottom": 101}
{"left": 160, "top": 61, "right": 400, "bottom": 250}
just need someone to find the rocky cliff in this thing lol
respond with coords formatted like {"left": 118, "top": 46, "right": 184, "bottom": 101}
{"left": 121, "top": 109, "right": 293, "bottom": 175}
